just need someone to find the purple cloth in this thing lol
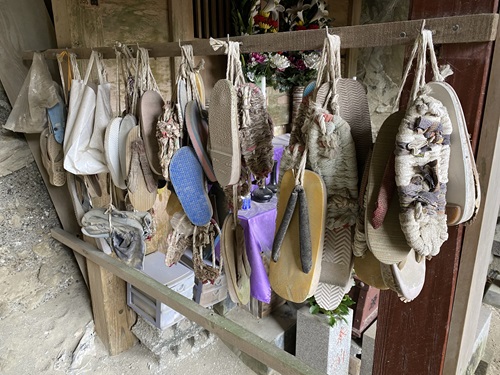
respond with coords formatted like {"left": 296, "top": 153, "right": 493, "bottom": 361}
{"left": 250, "top": 147, "right": 285, "bottom": 191}
{"left": 238, "top": 196, "right": 278, "bottom": 303}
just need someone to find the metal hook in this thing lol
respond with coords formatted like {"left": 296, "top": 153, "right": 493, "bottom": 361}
{"left": 227, "top": 34, "right": 230, "bottom": 43}
{"left": 179, "top": 39, "right": 182, "bottom": 48}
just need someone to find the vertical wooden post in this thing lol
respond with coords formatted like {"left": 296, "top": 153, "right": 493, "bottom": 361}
{"left": 444, "top": 19, "right": 500, "bottom": 375}
{"left": 373, "top": 2, "right": 498, "bottom": 374}
{"left": 168, "top": 0, "right": 195, "bottom": 98}
{"left": 87, "top": 259, "right": 137, "bottom": 355}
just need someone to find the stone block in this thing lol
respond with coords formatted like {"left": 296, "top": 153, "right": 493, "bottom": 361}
{"left": 465, "top": 305, "right": 492, "bottom": 375}
{"left": 483, "top": 283, "right": 500, "bottom": 308}
{"left": 222, "top": 303, "right": 297, "bottom": 375}
{"left": 296, "top": 306, "right": 353, "bottom": 375}
{"left": 349, "top": 356, "right": 361, "bottom": 375}
{"left": 131, "top": 315, "right": 215, "bottom": 363}
{"left": 360, "top": 321, "right": 377, "bottom": 375}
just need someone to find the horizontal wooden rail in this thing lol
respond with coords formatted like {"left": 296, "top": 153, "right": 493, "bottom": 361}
{"left": 51, "top": 228, "right": 322, "bottom": 375}
{"left": 24, "top": 13, "right": 498, "bottom": 60}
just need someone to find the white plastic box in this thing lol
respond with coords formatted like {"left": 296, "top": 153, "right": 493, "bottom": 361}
{"left": 127, "top": 252, "right": 194, "bottom": 329}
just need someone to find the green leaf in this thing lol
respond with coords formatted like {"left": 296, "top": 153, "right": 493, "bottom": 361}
{"left": 309, "top": 304, "right": 320, "bottom": 315}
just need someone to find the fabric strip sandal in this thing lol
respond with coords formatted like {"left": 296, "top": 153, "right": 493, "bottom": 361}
{"left": 186, "top": 100, "right": 216, "bottom": 182}
{"left": 394, "top": 29, "right": 451, "bottom": 258}
{"left": 427, "top": 81, "right": 480, "bottom": 225}
{"left": 270, "top": 168, "right": 326, "bottom": 303}
{"left": 40, "top": 127, "right": 66, "bottom": 187}
{"left": 169, "top": 146, "right": 213, "bottom": 226}
{"left": 221, "top": 213, "right": 251, "bottom": 304}
{"left": 139, "top": 90, "right": 165, "bottom": 176}
{"left": 380, "top": 249, "right": 426, "bottom": 302}
{"left": 353, "top": 149, "right": 390, "bottom": 290}
{"left": 208, "top": 79, "right": 241, "bottom": 187}
{"left": 365, "top": 111, "right": 411, "bottom": 264}
{"left": 104, "top": 117, "right": 126, "bottom": 189}
{"left": 125, "top": 126, "right": 157, "bottom": 211}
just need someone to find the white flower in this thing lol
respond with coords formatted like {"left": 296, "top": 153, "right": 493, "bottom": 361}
{"left": 269, "top": 54, "right": 290, "bottom": 70}
{"left": 302, "top": 52, "right": 321, "bottom": 70}
{"left": 261, "top": 0, "right": 285, "bottom": 20}
{"left": 286, "top": 1, "right": 311, "bottom": 16}
{"left": 246, "top": 71, "right": 256, "bottom": 82}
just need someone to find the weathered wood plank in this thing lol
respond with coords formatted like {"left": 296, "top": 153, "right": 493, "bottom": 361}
{"left": 25, "top": 134, "right": 89, "bottom": 286}
{"left": 87, "top": 257, "right": 137, "bottom": 356}
{"left": 51, "top": 228, "right": 323, "bottom": 375}
{"left": 24, "top": 13, "right": 499, "bottom": 60}
{"left": 444, "top": 18, "right": 500, "bottom": 375}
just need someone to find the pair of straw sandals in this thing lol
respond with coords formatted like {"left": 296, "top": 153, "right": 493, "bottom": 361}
{"left": 356, "top": 29, "right": 480, "bottom": 302}
{"left": 270, "top": 30, "right": 480, "bottom": 309}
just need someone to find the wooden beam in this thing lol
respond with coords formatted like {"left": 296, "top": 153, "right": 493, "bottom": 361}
{"left": 87, "top": 257, "right": 137, "bottom": 355}
{"left": 23, "top": 13, "right": 499, "bottom": 60}
{"left": 51, "top": 0, "right": 72, "bottom": 48}
{"left": 25, "top": 122, "right": 89, "bottom": 288}
{"left": 373, "top": 2, "right": 498, "bottom": 374}
{"left": 444, "top": 19, "right": 500, "bottom": 375}
{"left": 51, "top": 228, "right": 323, "bottom": 375}
{"left": 167, "top": 0, "right": 195, "bottom": 97}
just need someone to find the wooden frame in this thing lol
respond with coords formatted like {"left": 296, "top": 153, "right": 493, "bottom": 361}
{"left": 36, "top": 11, "right": 500, "bottom": 373}
{"left": 23, "top": 14, "right": 498, "bottom": 60}
{"left": 52, "top": 228, "right": 322, "bottom": 375}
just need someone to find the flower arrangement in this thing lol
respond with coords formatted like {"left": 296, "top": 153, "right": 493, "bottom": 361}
{"left": 231, "top": 0, "right": 331, "bottom": 91}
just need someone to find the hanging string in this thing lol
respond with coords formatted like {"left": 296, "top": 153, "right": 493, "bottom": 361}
{"left": 393, "top": 26, "right": 454, "bottom": 111}
{"left": 115, "top": 46, "right": 122, "bottom": 116}
{"left": 315, "top": 32, "right": 342, "bottom": 113}
{"left": 210, "top": 38, "right": 245, "bottom": 88}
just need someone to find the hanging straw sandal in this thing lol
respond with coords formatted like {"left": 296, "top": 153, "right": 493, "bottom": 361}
{"left": 193, "top": 219, "right": 223, "bottom": 285}
{"left": 394, "top": 28, "right": 452, "bottom": 259}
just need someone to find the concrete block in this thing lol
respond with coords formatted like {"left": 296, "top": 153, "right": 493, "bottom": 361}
{"left": 131, "top": 315, "right": 215, "bottom": 364}
{"left": 222, "top": 303, "right": 297, "bottom": 375}
{"left": 483, "top": 283, "right": 500, "bottom": 308}
{"left": 349, "top": 356, "right": 361, "bottom": 375}
{"left": 296, "top": 306, "right": 353, "bottom": 375}
{"left": 360, "top": 321, "right": 377, "bottom": 375}
{"left": 465, "top": 305, "right": 492, "bottom": 375}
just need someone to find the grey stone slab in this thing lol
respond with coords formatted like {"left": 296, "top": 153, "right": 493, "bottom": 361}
{"left": 296, "top": 306, "right": 353, "bottom": 375}
{"left": 222, "top": 303, "right": 297, "bottom": 375}
{"left": 483, "top": 283, "right": 500, "bottom": 309}
{"left": 360, "top": 321, "right": 377, "bottom": 375}
{"left": 466, "top": 305, "right": 492, "bottom": 374}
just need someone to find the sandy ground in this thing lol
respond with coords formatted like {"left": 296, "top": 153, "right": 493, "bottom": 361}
{"left": 0, "top": 161, "right": 258, "bottom": 375}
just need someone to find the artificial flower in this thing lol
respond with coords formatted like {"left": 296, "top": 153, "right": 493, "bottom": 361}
{"left": 270, "top": 53, "right": 291, "bottom": 71}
